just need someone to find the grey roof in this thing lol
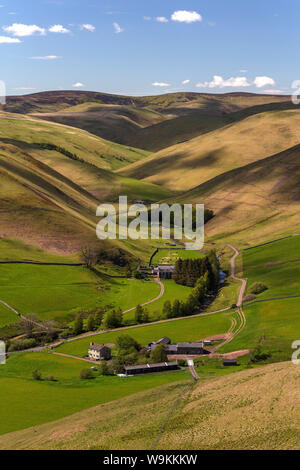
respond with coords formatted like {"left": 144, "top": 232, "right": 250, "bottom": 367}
{"left": 124, "top": 361, "right": 178, "bottom": 371}
{"left": 166, "top": 344, "right": 178, "bottom": 352}
{"left": 177, "top": 342, "right": 204, "bottom": 349}
{"left": 88, "top": 343, "right": 109, "bottom": 352}
{"left": 156, "top": 337, "right": 171, "bottom": 344}
{"left": 153, "top": 265, "right": 175, "bottom": 272}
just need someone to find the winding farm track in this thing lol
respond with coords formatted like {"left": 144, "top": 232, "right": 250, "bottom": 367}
{"left": 122, "top": 278, "right": 165, "bottom": 314}
{"left": 4, "top": 244, "right": 247, "bottom": 353}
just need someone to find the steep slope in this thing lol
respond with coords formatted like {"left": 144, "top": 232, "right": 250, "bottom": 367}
{"left": 175, "top": 144, "right": 300, "bottom": 245}
{"left": 119, "top": 108, "right": 300, "bottom": 191}
{"left": 0, "top": 115, "right": 171, "bottom": 254}
{"left": 0, "top": 362, "right": 298, "bottom": 450}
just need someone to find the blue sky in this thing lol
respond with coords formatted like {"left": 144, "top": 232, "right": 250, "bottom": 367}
{"left": 0, "top": 0, "right": 298, "bottom": 96}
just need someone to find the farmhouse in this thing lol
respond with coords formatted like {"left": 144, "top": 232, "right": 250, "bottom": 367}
{"left": 152, "top": 265, "right": 175, "bottom": 279}
{"left": 88, "top": 343, "right": 111, "bottom": 361}
{"left": 124, "top": 361, "right": 178, "bottom": 376}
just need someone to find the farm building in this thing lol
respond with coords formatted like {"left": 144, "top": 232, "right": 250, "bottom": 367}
{"left": 148, "top": 337, "right": 171, "bottom": 351}
{"left": 152, "top": 265, "right": 175, "bottom": 279}
{"left": 223, "top": 359, "right": 238, "bottom": 366}
{"left": 124, "top": 361, "right": 178, "bottom": 376}
{"left": 88, "top": 343, "right": 111, "bottom": 361}
{"left": 167, "top": 342, "right": 209, "bottom": 355}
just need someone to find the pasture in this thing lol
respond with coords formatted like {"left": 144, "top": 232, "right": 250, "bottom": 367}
{"left": 151, "top": 248, "right": 204, "bottom": 265}
{"left": 0, "top": 264, "right": 161, "bottom": 324}
{"left": 0, "top": 352, "right": 189, "bottom": 435}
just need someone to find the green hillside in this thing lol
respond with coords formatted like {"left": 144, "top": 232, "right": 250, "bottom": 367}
{"left": 0, "top": 361, "right": 298, "bottom": 450}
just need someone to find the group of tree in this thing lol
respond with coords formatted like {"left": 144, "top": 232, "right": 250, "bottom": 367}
{"left": 134, "top": 304, "right": 149, "bottom": 324}
{"left": 162, "top": 273, "right": 210, "bottom": 319}
{"left": 102, "top": 309, "right": 123, "bottom": 329}
{"left": 174, "top": 251, "right": 220, "bottom": 289}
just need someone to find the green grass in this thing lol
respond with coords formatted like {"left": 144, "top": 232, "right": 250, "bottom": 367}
{"left": 0, "top": 238, "right": 79, "bottom": 263}
{"left": 151, "top": 248, "right": 204, "bottom": 265}
{"left": 57, "top": 311, "right": 233, "bottom": 357}
{"left": 0, "top": 352, "right": 189, "bottom": 435}
{"left": 243, "top": 235, "right": 300, "bottom": 299}
{"left": 0, "top": 303, "right": 18, "bottom": 328}
{"left": 125, "top": 280, "right": 193, "bottom": 322}
{"left": 220, "top": 298, "right": 300, "bottom": 359}
{"left": 0, "top": 264, "right": 161, "bottom": 324}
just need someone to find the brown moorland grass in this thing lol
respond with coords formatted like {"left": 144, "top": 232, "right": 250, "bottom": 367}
{"left": 119, "top": 109, "right": 300, "bottom": 191}
{"left": 0, "top": 361, "right": 298, "bottom": 450}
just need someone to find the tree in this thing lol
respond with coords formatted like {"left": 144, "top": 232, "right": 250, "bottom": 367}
{"left": 102, "top": 309, "right": 123, "bottom": 329}
{"left": 80, "top": 245, "right": 97, "bottom": 269}
{"left": 32, "top": 369, "right": 42, "bottom": 381}
{"left": 115, "top": 334, "right": 140, "bottom": 354}
{"left": 80, "top": 369, "right": 93, "bottom": 380}
{"left": 73, "top": 314, "right": 84, "bottom": 335}
{"left": 99, "top": 361, "right": 111, "bottom": 376}
{"left": 162, "top": 300, "right": 172, "bottom": 319}
{"left": 150, "top": 344, "right": 167, "bottom": 363}
{"left": 87, "top": 314, "right": 96, "bottom": 332}
{"left": 172, "top": 299, "right": 181, "bottom": 318}
{"left": 135, "top": 304, "right": 144, "bottom": 323}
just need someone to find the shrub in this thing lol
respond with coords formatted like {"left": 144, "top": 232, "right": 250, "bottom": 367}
{"left": 243, "top": 294, "right": 257, "bottom": 302}
{"left": 32, "top": 369, "right": 42, "bottom": 381}
{"left": 80, "top": 369, "right": 94, "bottom": 380}
{"left": 249, "top": 282, "right": 268, "bottom": 295}
{"left": 178, "top": 359, "right": 186, "bottom": 367}
{"left": 8, "top": 338, "right": 37, "bottom": 352}
{"left": 45, "top": 375, "right": 56, "bottom": 382}
{"left": 99, "top": 361, "right": 111, "bottom": 376}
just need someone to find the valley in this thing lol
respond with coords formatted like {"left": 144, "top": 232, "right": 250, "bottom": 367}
{"left": 0, "top": 90, "right": 299, "bottom": 450}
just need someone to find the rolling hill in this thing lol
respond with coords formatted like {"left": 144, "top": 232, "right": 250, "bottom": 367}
{"left": 174, "top": 143, "right": 300, "bottom": 245}
{"left": 119, "top": 108, "right": 300, "bottom": 191}
{"left": 0, "top": 361, "right": 298, "bottom": 450}
{"left": 2, "top": 90, "right": 290, "bottom": 152}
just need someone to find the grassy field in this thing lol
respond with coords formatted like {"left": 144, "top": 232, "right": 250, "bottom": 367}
{"left": 0, "top": 264, "right": 162, "bottom": 324}
{"left": 151, "top": 248, "right": 204, "bottom": 265}
{"left": 221, "top": 298, "right": 300, "bottom": 360}
{"left": 1, "top": 361, "right": 298, "bottom": 450}
{"left": 243, "top": 236, "right": 300, "bottom": 299}
{"left": 0, "top": 303, "right": 18, "bottom": 328}
{"left": 0, "top": 352, "right": 189, "bottom": 435}
{"left": 57, "top": 311, "right": 233, "bottom": 357}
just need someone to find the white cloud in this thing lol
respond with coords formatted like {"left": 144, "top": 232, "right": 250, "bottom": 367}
{"left": 49, "top": 24, "right": 71, "bottom": 34}
{"left": 171, "top": 10, "right": 202, "bottom": 23}
{"left": 80, "top": 24, "right": 95, "bottom": 32}
{"left": 30, "top": 55, "right": 61, "bottom": 60}
{"left": 263, "top": 89, "right": 283, "bottom": 94}
{"left": 240, "top": 69, "right": 248, "bottom": 73}
{"left": 0, "top": 35, "right": 21, "bottom": 43}
{"left": 113, "top": 22, "right": 124, "bottom": 34}
{"left": 13, "top": 87, "right": 36, "bottom": 91}
{"left": 152, "top": 82, "right": 171, "bottom": 87}
{"left": 253, "top": 76, "right": 275, "bottom": 88}
{"left": 156, "top": 17, "right": 168, "bottom": 23}
{"left": 3, "top": 23, "right": 46, "bottom": 37}
{"left": 143, "top": 16, "right": 152, "bottom": 21}
{"left": 196, "top": 75, "right": 251, "bottom": 89}
{"left": 72, "top": 82, "right": 85, "bottom": 88}
{"left": 182, "top": 79, "right": 190, "bottom": 85}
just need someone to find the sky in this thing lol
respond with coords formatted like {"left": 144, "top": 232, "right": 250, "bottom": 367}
{"left": 0, "top": 0, "right": 298, "bottom": 96}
